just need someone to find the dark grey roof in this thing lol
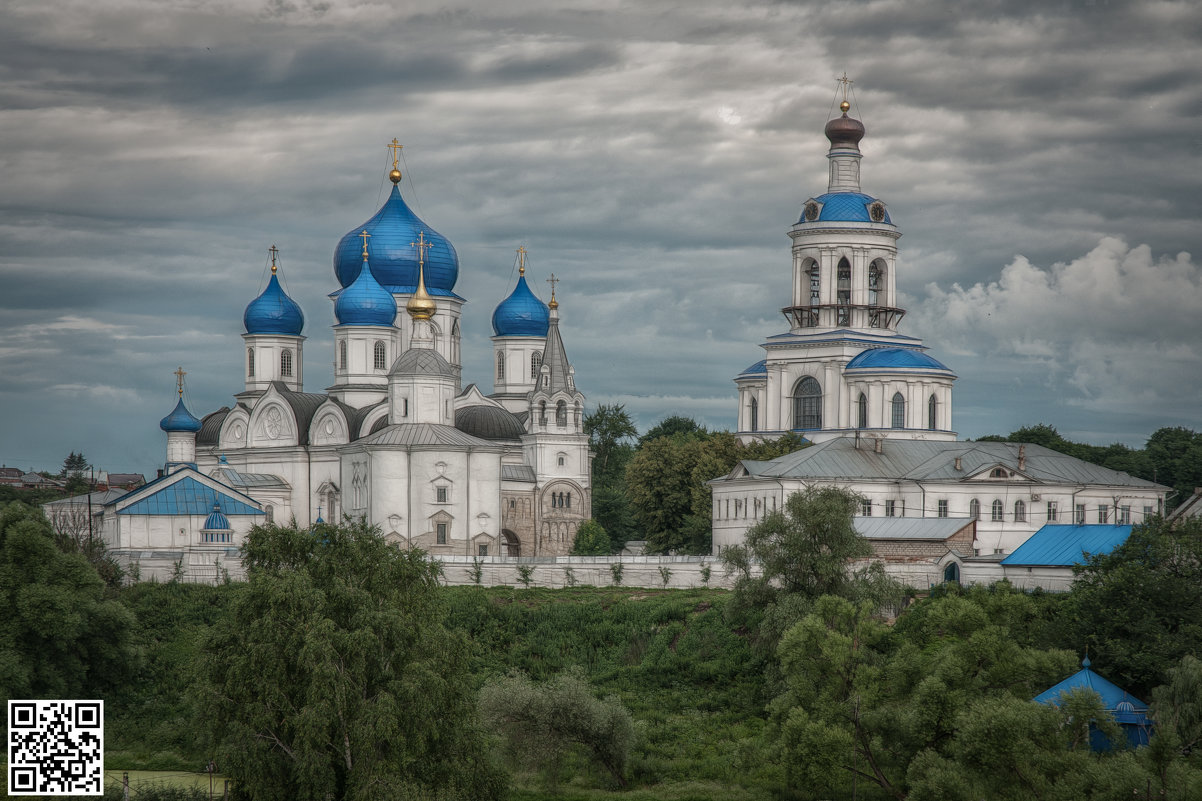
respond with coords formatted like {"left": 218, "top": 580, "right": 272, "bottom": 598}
{"left": 535, "top": 313, "right": 576, "bottom": 394}
{"left": 501, "top": 464, "right": 537, "bottom": 482}
{"left": 350, "top": 400, "right": 386, "bottom": 440}
{"left": 43, "top": 489, "right": 129, "bottom": 509}
{"left": 197, "top": 408, "right": 230, "bottom": 446}
{"left": 271, "top": 382, "right": 328, "bottom": 446}
{"left": 854, "top": 516, "right": 973, "bottom": 540}
{"left": 389, "top": 347, "right": 456, "bottom": 378}
{"left": 736, "top": 438, "right": 1165, "bottom": 489}
{"left": 455, "top": 404, "right": 526, "bottom": 441}
{"left": 355, "top": 423, "right": 501, "bottom": 450}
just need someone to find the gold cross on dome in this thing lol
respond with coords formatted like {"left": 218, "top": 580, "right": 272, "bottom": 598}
{"left": 517, "top": 245, "right": 527, "bottom": 275}
{"left": 546, "top": 272, "right": 558, "bottom": 297}
{"left": 358, "top": 229, "right": 371, "bottom": 261}
{"left": 837, "top": 72, "right": 853, "bottom": 102}
{"left": 174, "top": 366, "right": 186, "bottom": 397}
{"left": 269, "top": 244, "right": 279, "bottom": 274}
{"left": 388, "top": 138, "right": 402, "bottom": 170}
{"left": 411, "top": 231, "right": 433, "bottom": 266}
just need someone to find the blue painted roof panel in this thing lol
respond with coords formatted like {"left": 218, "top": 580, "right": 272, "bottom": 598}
{"left": 119, "top": 476, "right": 263, "bottom": 516}
{"left": 797, "top": 192, "right": 893, "bottom": 224}
{"left": 159, "top": 397, "right": 203, "bottom": 432}
{"left": 244, "top": 273, "right": 305, "bottom": 335}
{"left": 1033, "top": 662, "right": 1149, "bottom": 712}
{"left": 492, "top": 274, "right": 550, "bottom": 336}
{"left": 846, "top": 347, "right": 952, "bottom": 372}
{"left": 335, "top": 258, "right": 398, "bottom": 326}
{"left": 1001, "top": 524, "right": 1132, "bottom": 566}
{"left": 737, "top": 359, "right": 767, "bottom": 377}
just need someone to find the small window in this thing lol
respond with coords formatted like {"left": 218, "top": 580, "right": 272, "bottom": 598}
{"left": 749, "top": 397, "right": 758, "bottom": 432}
{"left": 531, "top": 351, "right": 541, "bottom": 379}
{"left": 556, "top": 400, "right": 567, "bottom": 427}
{"left": 281, "top": 348, "right": 293, "bottom": 377}
{"left": 557, "top": 456, "right": 565, "bottom": 467}
{"left": 990, "top": 467, "right": 1008, "bottom": 478}
{"left": 436, "top": 523, "right": 447, "bottom": 545}
{"left": 969, "top": 499, "right": 980, "bottom": 520}
{"left": 885, "top": 500, "right": 897, "bottom": 517}
{"left": 402, "top": 398, "right": 409, "bottom": 417}
{"left": 565, "top": 493, "right": 571, "bottom": 509}
{"left": 1098, "top": 505, "right": 1109, "bottom": 524}
{"left": 857, "top": 393, "right": 867, "bottom": 429}
{"left": 991, "top": 499, "right": 1004, "bottom": 522}
{"left": 1075, "top": 504, "right": 1086, "bottom": 525}
{"left": 928, "top": 394, "right": 937, "bottom": 430}
{"left": 1118, "top": 505, "right": 1131, "bottom": 524}
{"left": 373, "top": 341, "right": 386, "bottom": 371}
{"left": 339, "top": 340, "right": 348, "bottom": 370}
{"left": 247, "top": 348, "right": 255, "bottom": 377}
{"left": 478, "top": 544, "right": 488, "bottom": 556}
{"left": 1047, "top": 501, "right": 1058, "bottom": 522}
{"left": 1014, "top": 500, "right": 1026, "bottom": 522}
{"left": 1143, "top": 505, "right": 1153, "bottom": 519}
{"left": 539, "top": 401, "right": 547, "bottom": 426}
{"left": 496, "top": 351, "right": 505, "bottom": 381}
{"left": 436, "top": 486, "right": 448, "bottom": 503}
{"left": 861, "top": 499, "right": 872, "bottom": 516}
{"left": 937, "top": 499, "right": 948, "bottom": 518}
{"left": 891, "top": 392, "right": 905, "bottom": 429}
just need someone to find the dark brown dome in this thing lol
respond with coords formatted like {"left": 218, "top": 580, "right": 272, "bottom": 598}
{"left": 825, "top": 113, "right": 865, "bottom": 147}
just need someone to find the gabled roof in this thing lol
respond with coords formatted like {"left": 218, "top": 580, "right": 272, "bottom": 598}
{"left": 854, "top": 516, "right": 973, "bottom": 541}
{"left": 1033, "top": 658, "right": 1148, "bottom": 714}
{"left": 269, "top": 382, "right": 329, "bottom": 445}
{"left": 44, "top": 489, "right": 129, "bottom": 509}
{"left": 210, "top": 467, "right": 290, "bottom": 491}
{"left": 109, "top": 468, "right": 263, "bottom": 516}
{"left": 354, "top": 423, "right": 501, "bottom": 450}
{"left": 1000, "top": 524, "right": 1132, "bottom": 566}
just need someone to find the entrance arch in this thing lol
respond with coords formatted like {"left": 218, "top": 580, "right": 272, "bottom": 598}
{"left": 501, "top": 529, "right": 521, "bottom": 557}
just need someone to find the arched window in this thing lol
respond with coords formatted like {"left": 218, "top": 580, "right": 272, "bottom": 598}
{"left": 792, "top": 377, "right": 822, "bottom": 429}
{"left": 857, "top": 393, "right": 868, "bottom": 429}
{"left": 565, "top": 492, "right": 571, "bottom": 509}
{"left": 247, "top": 348, "right": 255, "bottom": 377}
{"left": 969, "top": 499, "right": 980, "bottom": 520}
{"left": 531, "top": 351, "right": 541, "bottom": 379}
{"left": 451, "top": 320, "right": 461, "bottom": 364}
{"left": 891, "top": 392, "right": 905, "bottom": 428}
{"left": 281, "top": 348, "right": 293, "bottom": 377}
{"left": 1014, "top": 500, "right": 1026, "bottom": 522}
{"left": 265, "top": 504, "right": 274, "bottom": 524}
{"left": 868, "top": 261, "right": 882, "bottom": 306}
{"left": 807, "top": 260, "right": 820, "bottom": 304}
{"left": 749, "top": 397, "right": 758, "bottom": 432}
{"left": 928, "top": 394, "right": 937, "bottom": 430}
{"left": 339, "top": 340, "right": 347, "bottom": 370}
{"left": 991, "top": 499, "right": 1004, "bottom": 522}
{"left": 373, "top": 341, "right": 386, "bottom": 371}
{"left": 943, "top": 562, "right": 960, "bottom": 584}
{"left": 496, "top": 351, "right": 505, "bottom": 381}
{"left": 555, "top": 400, "right": 567, "bottom": 426}
{"left": 539, "top": 400, "right": 547, "bottom": 426}
{"left": 836, "top": 257, "right": 851, "bottom": 324}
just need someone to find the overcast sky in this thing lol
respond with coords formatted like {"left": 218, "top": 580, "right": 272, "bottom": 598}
{"left": 2, "top": 0, "right": 1200, "bottom": 477}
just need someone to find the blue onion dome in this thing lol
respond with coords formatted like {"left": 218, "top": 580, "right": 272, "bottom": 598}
{"left": 244, "top": 272, "right": 305, "bottom": 335}
{"left": 333, "top": 184, "right": 459, "bottom": 295}
{"left": 203, "top": 503, "right": 230, "bottom": 531}
{"left": 160, "top": 397, "right": 203, "bottom": 432}
{"left": 492, "top": 273, "right": 550, "bottom": 336}
{"left": 335, "top": 254, "right": 398, "bottom": 326}
{"left": 845, "top": 347, "right": 952, "bottom": 372}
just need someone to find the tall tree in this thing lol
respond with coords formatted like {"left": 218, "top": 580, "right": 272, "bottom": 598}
{"left": 61, "top": 451, "right": 90, "bottom": 494}
{"left": 195, "top": 519, "right": 505, "bottom": 801}
{"left": 638, "top": 414, "right": 705, "bottom": 445}
{"left": 583, "top": 404, "right": 637, "bottom": 488}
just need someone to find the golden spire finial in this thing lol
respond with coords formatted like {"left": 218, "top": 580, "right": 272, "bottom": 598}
{"left": 546, "top": 273, "right": 559, "bottom": 309}
{"left": 174, "top": 366, "right": 186, "bottom": 397}
{"left": 387, "top": 139, "right": 403, "bottom": 184}
{"left": 837, "top": 72, "right": 853, "bottom": 113}
{"left": 269, "top": 244, "right": 279, "bottom": 274}
{"left": 406, "top": 231, "right": 436, "bottom": 320}
{"left": 359, "top": 229, "right": 371, "bottom": 262}
{"left": 517, "top": 245, "right": 527, "bottom": 276}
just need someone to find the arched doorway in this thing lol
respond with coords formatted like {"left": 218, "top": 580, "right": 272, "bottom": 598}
{"left": 501, "top": 529, "right": 521, "bottom": 557}
{"left": 943, "top": 561, "right": 960, "bottom": 584}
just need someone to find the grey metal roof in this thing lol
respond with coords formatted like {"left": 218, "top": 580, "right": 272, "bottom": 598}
{"left": 349, "top": 400, "right": 385, "bottom": 440}
{"left": 197, "top": 407, "right": 230, "bottom": 446}
{"left": 389, "top": 347, "right": 457, "bottom": 378}
{"left": 853, "top": 516, "right": 973, "bottom": 540}
{"left": 455, "top": 404, "right": 526, "bottom": 441}
{"left": 43, "top": 489, "right": 129, "bottom": 508}
{"left": 355, "top": 423, "right": 501, "bottom": 450}
{"left": 272, "top": 382, "right": 329, "bottom": 445}
{"left": 536, "top": 314, "right": 575, "bottom": 394}
{"left": 211, "top": 467, "right": 290, "bottom": 490}
{"left": 740, "top": 438, "right": 1164, "bottom": 489}
{"left": 501, "top": 464, "right": 537, "bottom": 482}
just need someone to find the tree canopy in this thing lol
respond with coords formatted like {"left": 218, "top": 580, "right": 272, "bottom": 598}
{"left": 195, "top": 519, "right": 504, "bottom": 801}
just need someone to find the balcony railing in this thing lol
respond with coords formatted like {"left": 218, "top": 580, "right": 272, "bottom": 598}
{"left": 782, "top": 303, "right": 906, "bottom": 330}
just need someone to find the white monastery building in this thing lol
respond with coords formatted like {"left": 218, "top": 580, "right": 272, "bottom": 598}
{"left": 711, "top": 94, "right": 1167, "bottom": 566}
{"left": 97, "top": 145, "right": 590, "bottom": 579}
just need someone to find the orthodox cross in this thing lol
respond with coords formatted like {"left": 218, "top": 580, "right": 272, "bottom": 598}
{"left": 174, "top": 366, "right": 186, "bottom": 397}
{"left": 359, "top": 229, "right": 371, "bottom": 261}
{"left": 837, "top": 72, "right": 853, "bottom": 102}
{"left": 269, "top": 244, "right": 279, "bottom": 274}
{"left": 546, "top": 272, "right": 559, "bottom": 302}
{"left": 388, "top": 139, "right": 402, "bottom": 170}
{"left": 411, "top": 231, "right": 433, "bottom": 267}
{"left": 517, "top": 245, "right": 527, "bottom": 275}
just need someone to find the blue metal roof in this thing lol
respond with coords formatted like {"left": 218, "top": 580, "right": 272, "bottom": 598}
{"left": 1033, "top": 658, "right": 1152, "bottom": 749}
{"left": 244, "top": 273, "right": 305, "bottom": 335}
{"left": 798, "top": 192, "right": 893, "bottom": 225}
{"left": 335, "top": 257, "right": 397, "bottom": 326}
{"left": 119, "top": 475, "right": 263, "bottom": 516}
{"left": 1001, "top": 524, "right": 1132, "bottom": 566}
{"left": 845, "top": 347, "right": 952, "bottom": 372}
{"left": 159, "top": 397, "right": 203, "bottom": 432}
{"left": 737, "top": 359, "right": 767, "bottom": 377}
{"left": 333, "top": 184, "right": 459, "bottom": 294}
{"left": 492, "top": 274, "right": 549, "bottom": 336}
{"left": 202, "top": 503, "right": 231, "bottom": 531}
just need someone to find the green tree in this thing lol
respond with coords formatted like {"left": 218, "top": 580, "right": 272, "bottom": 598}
{"left": 589, "top": 485, "right": 635, "bottom": 551}
{"left": 584, "top": 404, "right": 637, "bottom": 488}
{"left": 61, "top": 450, "right": 90, "bottom": 495}
{"left": 0, "top": 502, "right": 136, "bottom": 708}
{"left": 479, "top": 667, "right": 634, "bottom": 789}
{"left": 1145, "top": 426, "right": 1202, "bottom": 512}
{"left": 638, "top": 414, "right": 705, "bottom": 445}
{"left": 195, "top": 519, "right": 504, "bottom": 801}
{"left": 625, "top": 432, "right": 711, "bottom": 553}
{"left": 1151, "top": 654, "right": 1202, "bottom": 762}
{"left": 571, "top": 520, "right": 611, "bottom": 555}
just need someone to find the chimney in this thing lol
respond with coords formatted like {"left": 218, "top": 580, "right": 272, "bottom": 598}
{"left": 873, "top": 437, "right": 883, "bottom": 454}
{"left": 954, "top": 457, "right": 962, "bottom": 471}
{"left": 1018, "top": 444, "right": 1027, "bottom": 472}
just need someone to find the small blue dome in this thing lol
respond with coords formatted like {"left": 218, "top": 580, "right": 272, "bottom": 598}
{"left": 492, "top": 275, "right": 549, "bottom": 336}
{"left": 799, "top": 192, "right": 893, "bottom": 225}
{"left": 203, "top": 503, "right": 230, "bottom": 531}
{"left": 335, "top": 258, "right": 397, "bottom": 326}
{"left": 334, "top": 184, "right": 459, "bottom": 295}
{"left": 160, "top": 397, "right": 203, "bottom": 432}
{"left": 845, "top": 347, "right": 951, "bottom": 372}
{"left": 244, "top": 274, "right": 305, "bottom": 335}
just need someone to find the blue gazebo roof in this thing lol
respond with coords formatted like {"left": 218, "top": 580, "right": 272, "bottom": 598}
{"left": 1033, "top": 657, "right": 1152, "bottom": 750}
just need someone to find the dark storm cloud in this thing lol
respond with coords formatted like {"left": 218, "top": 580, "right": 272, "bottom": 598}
{"left": 2, "top": 0, "right": 1200, "bottom": 474}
